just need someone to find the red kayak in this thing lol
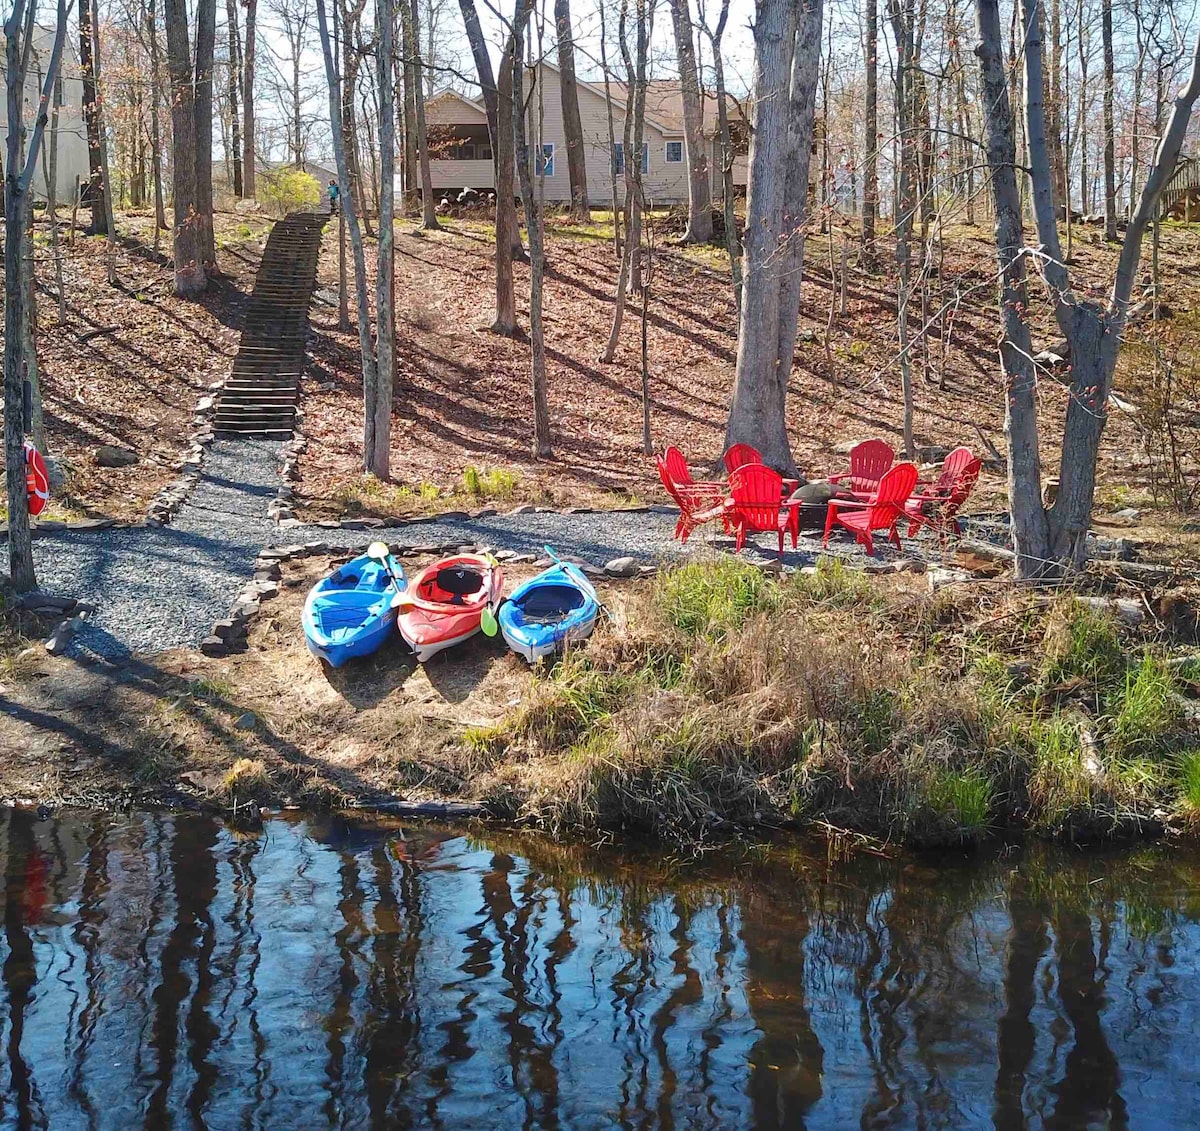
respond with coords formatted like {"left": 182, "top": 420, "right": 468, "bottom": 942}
{"left": 395, "top": 554, "right": 505, "bottom": 662}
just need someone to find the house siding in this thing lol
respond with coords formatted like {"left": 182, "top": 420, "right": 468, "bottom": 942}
{"left": 423, "top": 66, "right": 747, "bottom": 206}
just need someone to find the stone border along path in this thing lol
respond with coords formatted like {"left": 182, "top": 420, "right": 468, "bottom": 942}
{"left": 28, "top": 448, "right": 947, "bottom": 662}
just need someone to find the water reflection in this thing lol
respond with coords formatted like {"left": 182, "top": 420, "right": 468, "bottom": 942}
{"left": 1, "top": 810, "right": 1199, "bottom": 1129}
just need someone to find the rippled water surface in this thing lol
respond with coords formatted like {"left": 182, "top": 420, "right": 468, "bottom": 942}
{"left": 2, "top": 809, "right": 1199, "bottom": 1129}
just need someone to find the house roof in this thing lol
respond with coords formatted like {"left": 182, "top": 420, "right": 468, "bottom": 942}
{"left": 607, "top": 79, "right": 749, "bottom": 135}
{"left": 426, "top": 88, "right": 490, "bottom": 123}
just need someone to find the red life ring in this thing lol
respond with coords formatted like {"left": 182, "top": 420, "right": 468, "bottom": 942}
{"left": 25, "top": 442, "right": 49, "bottom": 517}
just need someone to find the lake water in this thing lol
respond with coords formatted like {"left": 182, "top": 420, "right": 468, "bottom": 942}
{"left": 1, "top": 808, "right": 1198, "bottom": 1129}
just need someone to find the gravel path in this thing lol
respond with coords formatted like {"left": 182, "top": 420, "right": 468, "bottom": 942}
{"left": 29, "top": 440, "right": 918, "bottom": 659}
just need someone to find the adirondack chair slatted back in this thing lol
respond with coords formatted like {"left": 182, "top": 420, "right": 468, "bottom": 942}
{"left": 944, "top": 456, "right": 982, "bottom": 515}
{"left": 868, "top": 462, "right": 919, "bottom": 524}
{"left": 729, "top": 464, "right": 784, "bottom": 529}
{"left": 663, "top": 446, "right": 694, "bottom": 487}
{"left": 723, "top": 443, "right": 764, "bottom": 477}
{"left": 656, "top": 454, "right": 682, "bottom": 504}
{"left": 848, "top": 439, "right": 895, "bottom": 494}
{"left": 936, "top": 447, "right": 975, "bottom": 490}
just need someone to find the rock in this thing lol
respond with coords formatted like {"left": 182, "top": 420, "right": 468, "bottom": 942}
{"left": 73, "top": 601, "right": 98, "bottom": 616}
{"left": 94, "top": 445, "right": 138, "bottom": 468}
{"left": 254, "top": 562, "right": 283, "bottom": 581}
{"left": 234, "top": 712, "right": 257, "bottom": 730}
{"left": 1080, "top": 595, "right": 1145, "bottom": 625}
{"left": 258, "top": 546, "right": 296, "bottom": 561}
{"left": 17, "top": 592, "right": 76, "bottom": 612}
{"left": 605, "top": 556, "right": 639, "bottom": 578}
{"left": 579, "top": 562, "right": 605, "bottom": 578}
{"left": 494, "top": 549, "right": 519, "bottom": 561}
{"left": 471, "top": 507, "right": 499, "bottom": 518}
{"left": 1111, "top": 507, "right": 1140, "bottom": 520}
{"left": 199, "top": 635, "right": 229, "bottom": 657}
{"left": 927, "top": 568, "right": 971, "bottom": 591}
{"left": 253, "top": 580, "right": 280, "bottom": 600}
{"left": 339, "top": 518, "right": 383, "bottom": 530}
{"left": 433, "top": 510, "right": 469, "bottom": 521}
{"left": 44, "top": 616, "right": 83, "bottom": 656}
{"left": 508, "top": 504, "right": 536, "bottom": 515}
{"left": 916, "top": 444, "right": 951, "bottom": 464}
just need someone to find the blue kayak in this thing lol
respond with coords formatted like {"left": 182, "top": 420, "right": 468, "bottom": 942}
{"left": 499, "top": 558, "right": 599, "bottom": 663}
{"left": 302, "top": 553, "right": 406, "bottom": 668}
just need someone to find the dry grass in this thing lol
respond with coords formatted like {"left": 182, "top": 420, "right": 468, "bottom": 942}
{"left": 464, "top": 557, "right": 1200, "bottom": 846}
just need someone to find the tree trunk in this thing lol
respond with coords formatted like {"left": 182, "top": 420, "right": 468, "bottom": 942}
{"left": 164, "top": 0, "right": 206, "bottom": 296}
{"left": 977, "top": 0, "right": 1050, "bottom": 575}
{"left": 88, "top": 0, "right": 117, "bottom": 281}
{"left": 861, "top": 0, "right": 878, "bottom": 260}
{"left": 1048, "top": 0, "right": 1065, "bottom": 205}
{"left": 889, "top": 0, "right": 917, "bottom": 459}
{"left": 457, "top": 0, "right": 499, "bottom": 144}
{"left": 226, "top": 0, "right": 243, "bottom": 197}
{"left": 372, "top": 0, "right": 396, "bottom": 479}
{"left": 723, "top": 0, "right": 799, "bottom": 474}
{"left": 774, "top": 0, "right": 823, "bottom": 393}
{"left": 79, "top": 0, "right": 107, "bottom": 235}
{"left": 554, "top": 0, "right": 590, "bottom": 221}
{"left": 601, "top": 0, "right": 653, "bottom": 363}
{"left": 668, "top": 0, "right": 712, "bottom": 243}
{"left": 513, "top": 0, "right": 551, "bottom": 456}
{"left": 598, "top": 0, "right": 621, "bottom": 258}
{"left": 46, "top": 72, "right": 67, "bottom": 325}
{"left": 243, "top": 0, "right": 256, "bottom": 197}
{"left": 708, "top": 0, "right": 741, "bottom": 310}
{"left": 315, "top": 0, "right": 379, "bottom": 467}
{"left": 1101, "top": 0, "right": 1117, "bottom": 239}
{"left": 4, "top": 0, "right": 68, "bottom": 591}
{"left": 400, "top": 0, "right": 419, "bottom": 214}
{"left": 194, "top": 0, "right": 216, "bottom": 269}
{"left": 338, "top": 210, "right": 349, "bottom": 329}
{"left": 492, "top": 22, "right": 520, "bottom": 335}
{"left": 408, "top": 0, "right": 441, "bottom": 229}
{"left": 148, "top": 0, "right": 168, "bottom": 233}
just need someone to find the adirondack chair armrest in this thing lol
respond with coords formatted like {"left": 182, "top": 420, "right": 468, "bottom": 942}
{"left": 826, "top": 497, "right": 872, "bottom": 513}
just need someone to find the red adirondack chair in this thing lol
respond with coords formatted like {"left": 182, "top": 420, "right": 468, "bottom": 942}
{"left": 728, "top": 464, "right": 800, "bottom": 555}
{"left": 657, "top": 449, "right": 726, "bottom": 543}
{"left": 823, "top": 461, "right": 919, "bottom": 556}
{"left": 723, "top": 443, "right": 763, "bottom": 477}
{"left": 904, "top": 447, "right": 981, "bottom": 545}
{"left": 829, "top": 439, "right": 896, "bottom": 497}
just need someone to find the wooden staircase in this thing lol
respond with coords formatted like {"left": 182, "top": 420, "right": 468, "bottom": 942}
{"left": 213, "top": 211, "right": 326, "bottom": 437}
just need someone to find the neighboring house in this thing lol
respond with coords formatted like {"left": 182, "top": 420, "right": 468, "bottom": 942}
{"left": 0, "top": 25, "right": 90, "bottom": 203}
{"left": 423, "top": 62, "right": 750, "bottom": 206}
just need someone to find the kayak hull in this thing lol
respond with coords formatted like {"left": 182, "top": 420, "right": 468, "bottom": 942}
{"left": 396, "top": 555, "right": 505, "bottom": 662}
{"left": 302, "top": 554, "right": 405, "bottom": 668}
{"left": 498, "top": 562, "right": 599, "bottom": 663}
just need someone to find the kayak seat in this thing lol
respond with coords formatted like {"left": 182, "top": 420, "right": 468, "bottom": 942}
{"left": 435, "top": 567, "right": 485, "bottom": 597}
{"left": 515, "top": 584, "right": 586, "bottom": 625}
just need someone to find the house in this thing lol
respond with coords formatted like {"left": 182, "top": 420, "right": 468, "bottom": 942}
{"left": 423, "top": 62, "right": 750, "bottom": 206}
{"left": 0, "top": 25, "right": 90, "bottom": 203}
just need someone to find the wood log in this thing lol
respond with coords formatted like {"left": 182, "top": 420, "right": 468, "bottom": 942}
{"left": 347, "top": 799, "right": 484, "bottom": 820}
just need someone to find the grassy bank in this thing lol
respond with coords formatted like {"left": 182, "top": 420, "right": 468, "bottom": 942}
{"left": 464, "top": 557, "right": 1200, "bottom": 846}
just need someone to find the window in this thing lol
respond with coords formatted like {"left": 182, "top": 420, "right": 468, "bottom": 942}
{"left": 536, "top": 143, "right": 555, "bottom": 178}
{"left": 665, "top": 140, "right": 683, "bottom": 164}
{"left": 478, "top": 142, "right": 493, "bottom": 162}
{"left": 613, "top": 142, "right": 650, "bottom": 175}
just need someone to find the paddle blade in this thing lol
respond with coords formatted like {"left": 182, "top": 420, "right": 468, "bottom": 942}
{"left": 367, "top": 541, "right": 390, "bottom": 561}
{"left": 481, "top": 606, "right": 499, "bottom": 636}
{"left": 390, "top": 592, "right": 413, "bottom": 612}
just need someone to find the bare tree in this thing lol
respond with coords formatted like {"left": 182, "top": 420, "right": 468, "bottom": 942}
{"left": 700, "top": 0, "right": 741, "bottom": 308}
{"left": 226, "top": 0, "right": 243, "bottom": 195}
{"left": 601, "top": 0, "right": 654, "bottom": 363}
{"left": 668, "top": 0, "right": 712, "bottom": 242}
{"left": 5, "top": 0, "right": 69, "bottom": 592}
{"left": 145, "top": 0, "right": 168, "bottom": 232}
{"left": 512, "top": 0, "right": 551, "bottom": 454}
{"left": 977, "top": 0, "right": 1200, "bottom": 574}
{"left": 243, "top": 0, "right": 257, "bottom": 196}
{"left": 407, "top": 0, "right": 441, "bottom": 228}
{"left": 87, "top": 0, "right": 117, "bottom": 280}
{"left": 1101, "top": 0, "right": 1116, "bottom": 238}
{"left": 79, "top": 0, "right": 107, "bottom": 235}
{"left": 316, "top": 0, "right": 380, "bottom": 467}
{"left": 373, "top": 0, "right": 397, "bottom": 477}
{"left": 597, "top": 0, "right": 622, "bottom": 257}
{"left": 723, "top": 0, "right": 822, "bottom": 475}
{"left": 861, "top": 0, "right": 877, "bottom": 260}
{"left": 554, "top": 0, "right": 590, "bottom": 221}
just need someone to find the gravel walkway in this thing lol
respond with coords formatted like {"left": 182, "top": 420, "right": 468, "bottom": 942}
{"left": 29, "top": 441, "right": 918, "bottom": 659}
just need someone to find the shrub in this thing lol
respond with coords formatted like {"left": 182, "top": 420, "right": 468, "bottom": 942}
{"left": 653, "top": 557, "right": 777, "bottom": 638}
{"left": 259, "top": 167, "right": 321, "bottom": 217}
{"left": 1105, "top": 653, "right": 1181, "bottom": 757}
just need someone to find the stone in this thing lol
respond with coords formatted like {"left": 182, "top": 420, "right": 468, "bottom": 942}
{"left": 433, "top": 510, "right": 469, "bottom": 521}
{"left": 339, "top": 518, "right": 383, "bottom": 530}
{"left": 258, "top": 546, "right": 296, "bottom": 561}
{"left": 253, "top": 580, "right": 280, "bottom": 599}
{"left": 45, "top": 616, "right": 83, "bottom": 655}
{"left": 276, "top": 486, "right": 294, "bottom": 501}
{"left": 916, "top": 444, "right": 951, "bottom": 464}
{"left": 73, "top": 601, "right": 98, "bottom": 615}
{"left": 796, "top": 328, "right": 819, "bottom": 343}
{"left": 17, "top": 592, "right": 76, "bottom": 612}
{"left": 494, "top": 549, "right": 519, "bottom": 561}
{"left": 605, "top": 556, "right": 639, "bottom": 578}
{"left": 471, "top": 507, "right": 499, "bottom": 519}
{"left": 234, "top": 712, "right": 257, "bottom": 730}
{"left": 508, "top": 504, "right": 536, "bottom": 515}
{"left": 68, "top": 517, "right": 117, "bottom": 531}
{"left": 230, "top": 600, "right": 260, "bottom": 621}
{"left": 1111, "top": 507, "right": 1140, "bottom": 520}
{"left": 200, "top": 635, "right": 229, "bottom": 657}
{"left": 94, "top": 445, "right": 138, "bottom": 468}
{"left": 927, "top": 568, "right": 971, "bottom": 591}
{"left": 254, "top": 564, "right": 282, "bottom": 582}
{"left": 211, "top": 619, "right": 243, "bottom": 641}
{"left": 301, "top": 540, "right": 330, "bottom": 554}
{"left": 579, "top": 563, "right": 605, "bottom": 578}
{"left": 196, "top": 395, "right": 215, "bottom": 412}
